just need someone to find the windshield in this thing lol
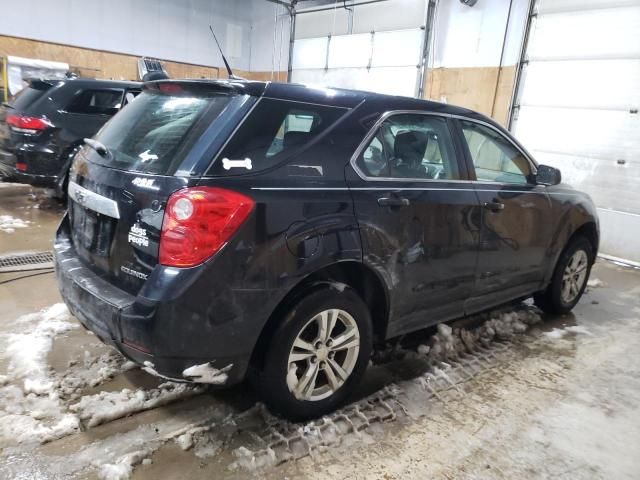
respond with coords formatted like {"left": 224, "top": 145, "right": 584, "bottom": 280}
{"left": 91, "top": 88, "right": 236, "bottom": 175}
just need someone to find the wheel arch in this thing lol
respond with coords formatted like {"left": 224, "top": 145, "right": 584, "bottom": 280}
{"left": 571, "top": 221, "right": 599, "bottom": 257}
{"left": 249, "top": 260, "right": 389, "bottom": 368}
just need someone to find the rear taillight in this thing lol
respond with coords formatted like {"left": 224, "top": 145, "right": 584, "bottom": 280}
{"left": 6, "top": 114, "right": 54, "bottom": 133}
{"left": 15, "top": 162, "right": 27, "bottom": 172}
{"left": 159, "top": 187, "right": 255, "bottom": 267}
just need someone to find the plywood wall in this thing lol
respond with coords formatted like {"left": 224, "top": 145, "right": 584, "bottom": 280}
{"left": 0, "top": 35, "right": 286, "bottom": 89}
{"left": 424, "top": 66, "right": 516, "bottom": 126}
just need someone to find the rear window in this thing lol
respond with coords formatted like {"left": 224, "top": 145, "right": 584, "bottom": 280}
{"left": 9, "top": 82, "right": 54, "bottom": 111}
{"left": 65, "top": 89, "right": 124, "bottom": 115}
{"left": 90, "top": 89, "right": 235, "bottom": 175}
{"left": 207, "top": 98, "right": 347, "bottom": 175}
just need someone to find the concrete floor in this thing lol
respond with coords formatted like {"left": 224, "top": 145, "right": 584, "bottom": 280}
{"left": 1, "top": 181, "right": 639, "bottom": 480}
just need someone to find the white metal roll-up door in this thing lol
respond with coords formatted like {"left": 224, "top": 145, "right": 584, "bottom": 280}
{"left": 290, "top": 0, "right": 432, "bottom": 97}
{"left": 291, "top": 28, "right": 424, "bottom": 97}
{"left": 511, "top": 0, "right": 640, "bottom": 264}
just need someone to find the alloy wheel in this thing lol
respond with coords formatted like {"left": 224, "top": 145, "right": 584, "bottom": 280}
{"left": 561, "top": 249, "right": 589, "bottom": 303}
{"left": 286, "top": 309, "right": 360, "bottom": 401}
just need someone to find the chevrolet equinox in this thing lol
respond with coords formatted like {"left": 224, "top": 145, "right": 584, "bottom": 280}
{"left": 54, "top": 80, "right": 599, "bottom": 420}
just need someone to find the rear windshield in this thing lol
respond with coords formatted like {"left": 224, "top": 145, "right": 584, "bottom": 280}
{"left": 207, "top": 98, "right": 348, "bottom": 175}
{"left": 90, "top": 88, "right": 236, "bottom": 175}
{"left": 9, "top": 82, "right": 54, "bottom": 111}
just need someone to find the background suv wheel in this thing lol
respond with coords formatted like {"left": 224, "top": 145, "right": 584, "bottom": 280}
{"left": 535, "top": 236, "right": 594, "bottom": 314}
{"left": 252, "top": 286, "right": 373, "bottom": 421}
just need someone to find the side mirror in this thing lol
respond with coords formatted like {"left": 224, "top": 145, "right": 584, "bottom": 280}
{"left": 536, "top": 164, "right": 561, "bottom": 186}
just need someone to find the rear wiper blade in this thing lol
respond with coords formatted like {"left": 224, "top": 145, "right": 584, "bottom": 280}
{"left": 83, "top": 138, "right": 111, "bottom": 158}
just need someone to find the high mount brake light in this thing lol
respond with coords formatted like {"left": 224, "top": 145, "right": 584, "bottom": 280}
{"left": 158, "top": 83, "right": 183, "bottom": 94}
{"left": 6, "top": 114, "right": 53, "bottom": 133}
{"left": 159, "top": 187, "right": 255, "bottom": 268}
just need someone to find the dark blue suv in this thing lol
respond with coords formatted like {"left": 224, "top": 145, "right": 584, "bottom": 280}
{"left": 54, "top": 80, "right": 599, "bottom": 419}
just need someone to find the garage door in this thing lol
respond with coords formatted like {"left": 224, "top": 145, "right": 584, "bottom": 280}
{"left": 511, "top": 0, "right": 640, "bottom": 265}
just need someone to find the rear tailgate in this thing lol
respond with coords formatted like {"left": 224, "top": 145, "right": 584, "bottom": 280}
{"left": 68, "top": 152, "right": 191, "bottom": 295}
{"left": 66, "top": 81, "right": 257, "bottom": 294}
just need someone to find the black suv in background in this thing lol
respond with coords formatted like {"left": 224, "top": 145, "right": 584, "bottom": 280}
{"left": 54, "top": 80, "right": 599, "bottom": 420}
{"left": 0, "top": 78, "right": 141, "bottom": 196}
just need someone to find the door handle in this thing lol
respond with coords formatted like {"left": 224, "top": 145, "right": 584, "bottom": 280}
{"left": 483, "top": 201, "right": 505, "bottom": 212}
{"left": 378, "top": 196, "right": 410, "bottom": 207}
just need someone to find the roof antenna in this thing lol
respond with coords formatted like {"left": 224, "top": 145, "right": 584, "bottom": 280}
{"left": 209, "top": 25, "right": 245, "bottom": 81}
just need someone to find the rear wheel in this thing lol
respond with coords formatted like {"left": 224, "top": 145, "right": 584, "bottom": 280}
{"left": 252, "top": 286, "right": 372, "bottom": 421}
{"left": 534, "top": 236, "right": 594, "bottom": 314}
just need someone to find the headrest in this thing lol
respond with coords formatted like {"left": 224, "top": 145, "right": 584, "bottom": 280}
{"left": 394, "top": 131, "right": 428, "bottom": 164}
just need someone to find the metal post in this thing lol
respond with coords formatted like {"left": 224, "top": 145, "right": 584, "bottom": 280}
{"left": 507, "top": 0, "right": 538, "bottom": 131}
{"left": 286, "top": 3, "right": 297, "bottom": 83}
{"left": 417, "top": 0, "right": 437, "bottom": 99}
{"left": 489, "top": 0, "right": 515, "bottom": 120}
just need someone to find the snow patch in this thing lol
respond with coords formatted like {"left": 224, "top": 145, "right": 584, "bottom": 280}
{"left": 425, "top": 309, "right": 541, "bottom": 362}
{"left": 182, "top": 362, "right": 232, "bottom": 384}
{"left": 70, "top": 382, "right": 204, "bottom": 427}
{"left": 5, "top": 303, "right": 76, "bottom": 380}
{"left": 0, "top": 304, "right": 83, "bottom": 446}
{"left": 329, "top": 281, "right": 348, "bottom": 293}
{"left": 0, "top": 214, "right": 30, "bottom": 233}
{"left": 587, "top": 278, "right": 605, "bottom": 288}
{"left": 545, "top": 325, "right": 593, "bottom": 339}
{"left": 98, "top": 461, "right": 133, "bottom": 480}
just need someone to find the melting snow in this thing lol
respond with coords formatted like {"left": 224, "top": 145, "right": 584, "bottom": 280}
{"left": 587, "top": 278, "right": 605, "bottom": 288}
{"left": 545, "top": 325, "right": 593, "bottom": 339}
{"left": 98, "top": 462, "right": 132, "bottom": 480}
{"left": 0, "top": 214, "right": 30, "bottom": 233}
{"left": 182, "top": 362, "right": 232, "bottom": 384}
{"left": 70, "top": 382, "right": 204, "bottom": 427}
{"left": 0, "top": 304, "right": 82, "bottom": 445}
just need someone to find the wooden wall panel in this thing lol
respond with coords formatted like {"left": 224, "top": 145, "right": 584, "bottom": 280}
{"left": 424, "top": 66, "right": 516, "bottom": 126}
{"left": 0, "top": 35, "right": 284, "bottom": 87}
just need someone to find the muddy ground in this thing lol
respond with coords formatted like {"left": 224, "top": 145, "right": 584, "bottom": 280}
{"left": 1, "top": 181, "right": 639, "bottom": 479}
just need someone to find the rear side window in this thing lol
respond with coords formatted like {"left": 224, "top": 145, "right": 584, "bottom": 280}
{"left": 65, "top": 89, "right": 124, "bottom": 116}
{"left": 207, "top": 98, "right": 347, "bottom": 175}
{"left": 9, "top": 83, "right": 53, "bottom": 111}
{"left": 90, "top": 89, "right": 235, "bottom": 175}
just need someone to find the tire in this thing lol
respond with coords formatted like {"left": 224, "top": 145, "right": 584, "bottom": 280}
{"left": 251, "top": 286, "right": 373, "bottom": 421}
{"left": 534, "top": 236, "right": 594, "bottom": 314}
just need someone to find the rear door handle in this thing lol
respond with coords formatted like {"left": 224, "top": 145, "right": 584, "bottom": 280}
{"left": 378, "top": 196, "right": 410, "bottom": 207}
{"left": 483, "top": 201, "right": 505, "bottom": 212}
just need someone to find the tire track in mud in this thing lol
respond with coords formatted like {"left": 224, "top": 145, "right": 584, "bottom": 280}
{"left": 227, "top": 341, "right": 522, "bottom": 471}
{"left": 1, "top": 306, "right": 541, "bottom": 479}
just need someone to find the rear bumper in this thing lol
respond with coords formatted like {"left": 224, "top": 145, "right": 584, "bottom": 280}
{"left": 11, "top": 143, "right": 60, "bottom": 187}
{"left": 13, "top": 170, "right": 57, "bottom": 188}
{"left": 53, "top": 214, "right": 255, "bottom": 385}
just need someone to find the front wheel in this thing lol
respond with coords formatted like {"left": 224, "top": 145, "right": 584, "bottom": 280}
{"left": 534, "top": 236, "right": 594, "bottom": 314}
{"left": 252, "top": 286, "right": 373, "bottom": 421}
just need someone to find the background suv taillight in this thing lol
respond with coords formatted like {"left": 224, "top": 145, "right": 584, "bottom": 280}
{"left": 6, "top": 114, "right": 54, "bottom": 134}
{"left": 159, "top": 187, "right": 255, "bottom": 267}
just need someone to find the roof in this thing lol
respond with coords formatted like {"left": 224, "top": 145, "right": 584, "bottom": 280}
{"left": 146, "top": 78, "right": 507, "bottom": 134}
